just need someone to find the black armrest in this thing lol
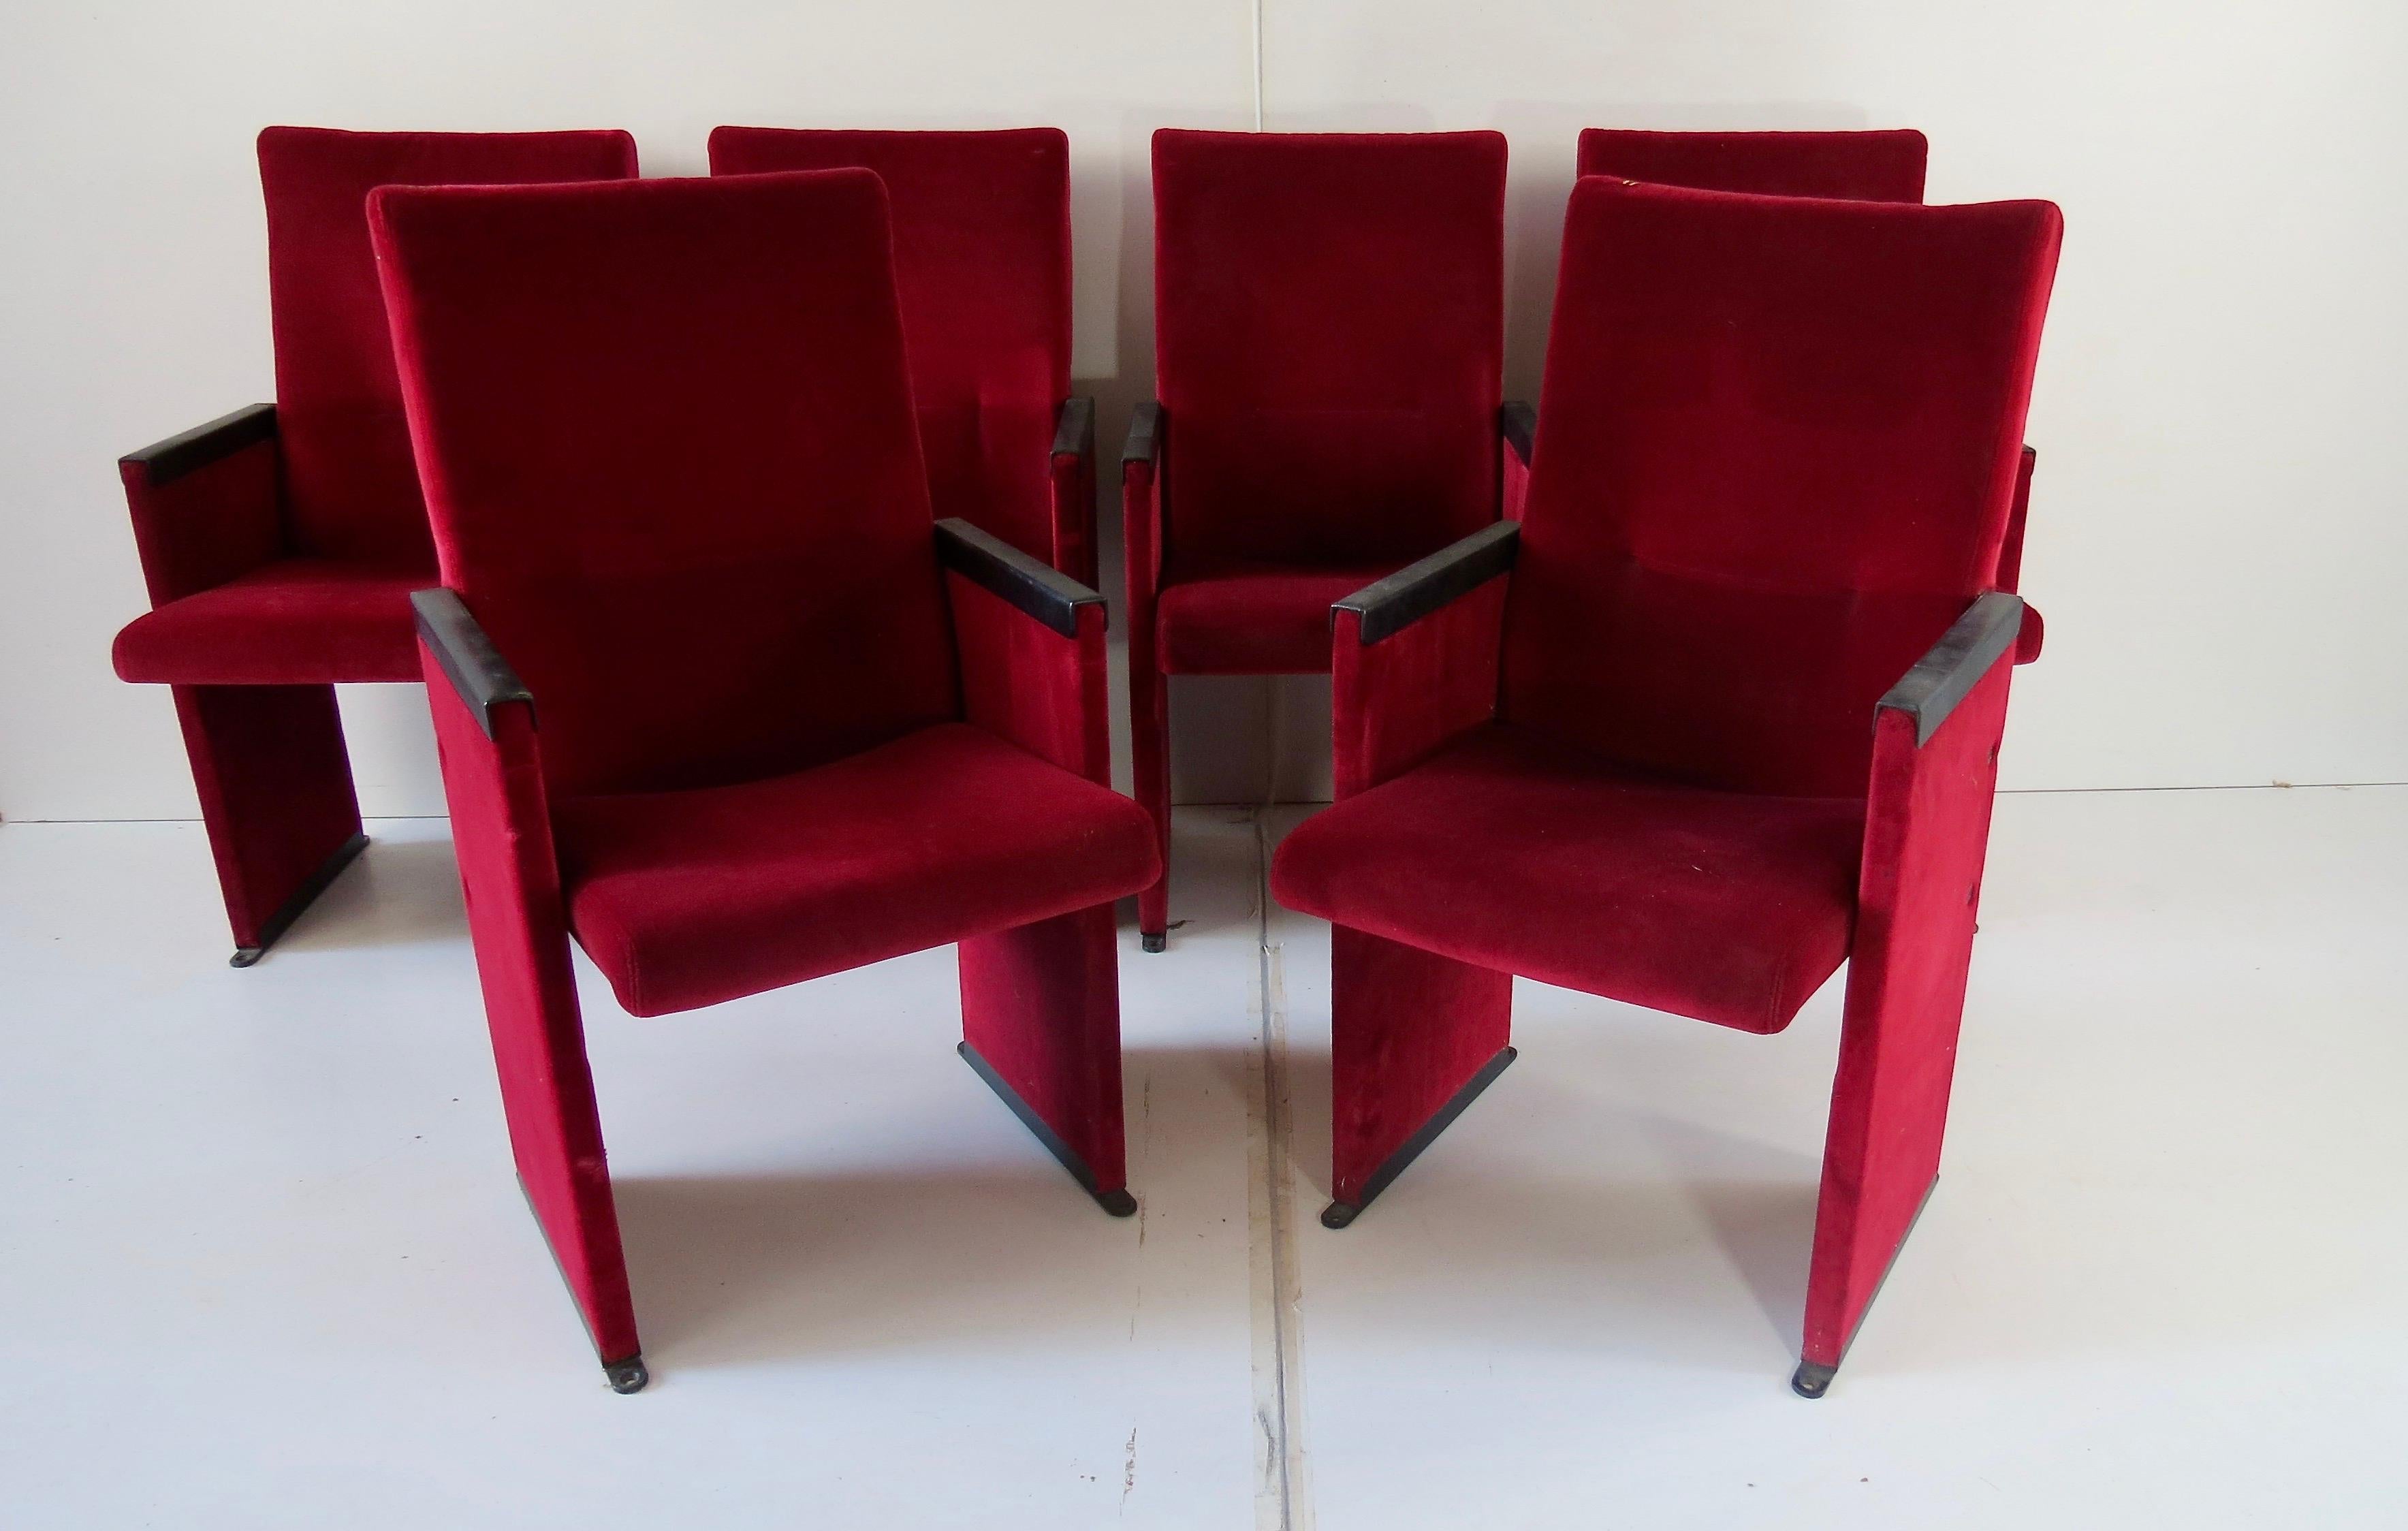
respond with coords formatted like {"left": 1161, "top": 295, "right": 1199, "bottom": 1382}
{"left": 1334, "top": 520, "right": 1520, "bottom": 646}
{"left": 935, "top": 518, "right": 1105, "bottom": 639}
{"left": 1878, "top": 592, "right": 2025, "bottom": 746}
{"left": 1500, "top": 401, "right": 1536, "bottom": 467}
{"left": 119, "top": 403, "right": 277, "bottom": 487}
{"left": 1051, "top": 396, "right": 1096, "bottom": 460}
{"left": 411, "top": 588, "right": 534, "bottom": 739}
{"left": 1122, "top": 401, "right": 1162, "bottom": 467}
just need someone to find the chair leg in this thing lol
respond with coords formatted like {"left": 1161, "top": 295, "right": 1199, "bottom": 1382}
{"left": 957, "top": 902, "right": 1135, "bottom": 1215}
{"left": 170, "top": 683, "right": 368, "bottom": 966}
{"left": 1795, "top": 949, "right": 1976, "bottom": 1398}
{"left": 471, "top": 917, "right": 644, "bottom": 1391}
{"left": 1129, "top": 659, "right": 1172, "bottom": 951}
{"left": 1322, "top": 924, "right": 1515, "bottom": 1228}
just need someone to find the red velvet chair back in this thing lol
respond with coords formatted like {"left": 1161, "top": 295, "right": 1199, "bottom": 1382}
{"left": 1574, "top": 129, "right": 1927, "bottom": 203}
{"left": 257, "top": 127, "right": 637, "bottom": 569}
{"left": 1152, "top": 130, "right": 1507, "bottom": 570}
{"left": 706, "top": 127, "right": 1073, "bottom": 563}
{"left": 1504, "top": 180, "right": 2060, "bottom": 798}
{"left": 370, "top": 172, "right": 959, "bottom": 798}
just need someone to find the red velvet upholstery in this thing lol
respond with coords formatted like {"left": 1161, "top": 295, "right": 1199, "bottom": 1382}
{"left": 1328, "top": 575, "right": 1508, "bottom": 802}
{"left": 946, "top": 569, "right": 1113, "bottom": 785}
{"left": 375, "top": 172, "right": 961, "bottom": 800}
{"left": 2006, "top": 445, "right": 2045, "bottom": 661}
{"left": 1153, "top": 130, "right": 1507, "bottom": 574}
{"left": 1279, "top": 724, "right": 1865, "bottom": 1034}
{"left": 1501, "top": 429, "right": 1532, "bottom": 522}
{"left": 422, "top": 643, "right": 635, "bottom": 1370}
{"left": 263, "top": 127, "right": 641, "bottom": 569}
{"left": 114, "top": 560, "right": 425, "bottom": 684}
{"left": 1572, "top": 127, "right": 2046, "bottom": 633}
{"left": 706, "top": 128, "right": 1090, "bottom": 579}
{"left": 1807, "top": 653, "right": 2013, "bottom": 1373}
{"left": 110, "top": 128, "right": 637, "bottom": 960}
{"left": 1154, "top": 562, "right": 1396, "bottom": 675}
{"left": 1271, "top": 178, "right": 2061, "bottom": 1390}
{"left": 1327, "top": 924, "right": 1510, "bottom": 1213}
{"left": 116, "top": 418, "right": 284, "bottom": 611}
{"left": 170, "top": 682, "right": 366, "bottom": 954}
{"left": 1503, "top": 183, "right": 2056, "bottom": 798}
{"left": 1575, "top": 128, "right": 1927, "bottom": 203}
{"left": 938, "top": 563, "right": 1139, "bottom": 1192}
{"left": 556, "top": 723, "right": 1154, "bottom": 1017}
{"left": 375, "top": 170, "right": 1155, "bottom": 1383}
{"left": 1129, "top": 130, "right": 1511, "bottom": 941}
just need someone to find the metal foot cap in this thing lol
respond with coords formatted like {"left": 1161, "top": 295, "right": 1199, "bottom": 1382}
{"left": 229, "top": 947, "right": 264, "bottom": 968}
{"left": 604, "top": 1355, "right": 649, "bottom": 1394}
{"left": 1140, "top": 931, "right": 1167, "bottom": 953}
{"left": 1791, "top": 1361, "right": 1836, "bottom": 1400}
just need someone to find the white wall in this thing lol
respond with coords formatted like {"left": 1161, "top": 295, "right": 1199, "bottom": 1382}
{"left": 3, "top": 1, "right": 2403, "bottom": 823}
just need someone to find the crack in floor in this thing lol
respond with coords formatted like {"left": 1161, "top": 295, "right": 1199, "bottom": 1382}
{"left": 1246, "top": 808, "right": 1314, "bottom": 1531}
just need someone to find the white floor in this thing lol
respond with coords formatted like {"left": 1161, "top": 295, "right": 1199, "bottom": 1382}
{"left": 3, "top": 788, "right": 2404, "bottom": 1528}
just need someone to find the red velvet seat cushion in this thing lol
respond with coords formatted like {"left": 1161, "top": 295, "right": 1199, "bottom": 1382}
{"left": 1271, "top": 724, "right": 1865, "bottom": 1034}
{"left": 111, "top": 558, "right": 430, "bottom": 684}
{"left": 554, "top": 723, "right": 1159, "bottom": 1017}
{"left": 1155, "top": 561, "right": 1397, "bottom": 674}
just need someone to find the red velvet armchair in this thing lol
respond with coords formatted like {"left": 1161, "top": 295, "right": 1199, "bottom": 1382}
{"left": 110, "top": 127, "right": 637, "bottom": 965}
{"left": 706, "top": 127, "right": 1096, "bottom": 582}
{"left": 1127, "top": 129, "right": 1527, "bottom": 951}
{"left": 370, "top": 170, "right": 1157, "bottom": 1391}
{"left": 1577, "top": 127, "right": 2045, "bottom": 657}
{"left": 1271, "top": 178, "right": 2062, "bottom": 1396}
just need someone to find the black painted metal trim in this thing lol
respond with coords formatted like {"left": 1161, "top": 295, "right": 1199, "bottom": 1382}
{"left": 1333, "top": 520, "right": 1520, "bottom": 646}
{"left": 958, "top": 1041, "right": 1138, "bottom": 1217}
{"left": 1122, "top": 400, "right": 1162, "bottom": 467}
{"left": 1791, "top": 1176, "right": 1938, "bottom": 1399}
{"left": 1321, "top": 1045, "right": 1517, "bottom": 1229}
{"left": 1878, "top": 592, "right": 2024, "bottom": 746}
{"left": 411, "top": 588, "right": 533, "bottom": 740}
{"left": 1051, "top": 395, "right": 1096, "bottom": 460}
{"left": 1500, "top": 400, "right": 1536, "bottom": 467}
{"left": 120, "top": 403, "right": 277, "bottom": 487}
{"left": 934, "top": 517, "right": 1104, "bottom": 639}
{"left": 227, "top": 831, "right": 368, "bottom": 968}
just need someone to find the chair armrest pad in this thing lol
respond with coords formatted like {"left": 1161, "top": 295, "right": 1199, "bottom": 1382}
{"left": 1500, "top": 401, "right": 1536, "bottom": 467}
{"left": 120, "top": 404, "right": 278, "bottom": 487}
{"left": 412, "top": 588, "right": 533, "bottom": 738}
{"left": 1335, "top": 521, "right": 1520, "bottom": 645}
{"left": 1051, "top": 396, "right": 1096, "bottom": 460}
{"left": 936, "top": 518, "right": 1105, "bottom": 640}
{"left": 1122, "top": 401, "right": 1163, "bottom": 467}
{"left": 1878, "top": 592, "right": 2025, "bottom": 746}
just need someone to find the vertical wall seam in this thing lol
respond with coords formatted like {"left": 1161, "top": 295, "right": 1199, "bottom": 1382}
{"left": 1251, "top": 0, "right": 1266, "bottom": 129}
